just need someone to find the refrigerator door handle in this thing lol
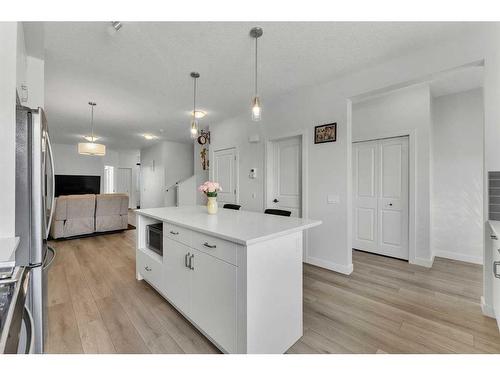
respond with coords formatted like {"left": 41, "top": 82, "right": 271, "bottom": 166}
{"left": 46, "top": 133, "right": 56, "bottom": 237}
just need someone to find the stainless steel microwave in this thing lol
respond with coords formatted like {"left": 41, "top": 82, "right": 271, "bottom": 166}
{"left": 147, "top": 223, "right": 163, "bottom": 256}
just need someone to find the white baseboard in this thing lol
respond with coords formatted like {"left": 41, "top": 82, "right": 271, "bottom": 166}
{"left": 410, "top": 256, "right": 434, "bottom": 268}
{"left": 481, "top": 296, "right": 496, "bottom": 318}
{"left": 433, "top": 248, "right": 483, "bottom": 265}
{"left": 305, "top": 256, "right": 353, "bottom": 275}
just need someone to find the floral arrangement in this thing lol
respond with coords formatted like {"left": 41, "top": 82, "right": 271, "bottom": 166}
{"left": 198, "top": 181, "right": 221, "bottom": 198}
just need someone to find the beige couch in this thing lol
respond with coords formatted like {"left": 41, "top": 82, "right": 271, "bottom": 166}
{"left": 50, "top": 193, "right": 129, "bottom": 239}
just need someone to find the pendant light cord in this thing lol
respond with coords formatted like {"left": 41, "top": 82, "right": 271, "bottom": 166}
{"left": 90, "top": 104, "right": 94, "bottom": 140}
{"left": 254, "top": 36, "right": 258, "bottom": 96}
{"left": 193, "top": 76, "right": 197, "bottom": 116}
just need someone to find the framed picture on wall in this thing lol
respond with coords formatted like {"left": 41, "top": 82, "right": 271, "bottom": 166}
{"left": 314, "top": 123, "right": 337, "bottom": 144}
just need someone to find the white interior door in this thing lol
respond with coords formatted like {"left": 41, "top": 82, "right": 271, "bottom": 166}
{"left": 268, "top": 136, "right": 302, "bottom": 217}
{"left": 352, "top": 140, "right": 378, "bottom": 253}
{"left": 352, "top": 136, "right": 409, "bottom": 260}
{"left": 213, "top": 148, "right": 237, "bottom": 204}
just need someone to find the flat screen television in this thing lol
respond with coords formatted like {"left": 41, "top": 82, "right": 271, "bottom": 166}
{"left": 55, "top": 175, "right": 101, "bottom": 197}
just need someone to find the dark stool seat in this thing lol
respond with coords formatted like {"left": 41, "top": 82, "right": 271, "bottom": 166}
{"left": 223, "top": 204, "right": 241, "bottom": 210}
{"left": 264, "top": 209, "right": 292, "bottom": 217}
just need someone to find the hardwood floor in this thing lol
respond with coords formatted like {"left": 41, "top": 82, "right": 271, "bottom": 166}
{"left": 47, "top": 230, "right": 500, "bottom": 354}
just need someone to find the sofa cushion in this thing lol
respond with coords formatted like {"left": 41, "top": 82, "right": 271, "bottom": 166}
{"left": 95, "top": 194, "right": 129, "bottom": 216}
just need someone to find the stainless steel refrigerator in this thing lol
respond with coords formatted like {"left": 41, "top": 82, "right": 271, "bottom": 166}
{"left": 15, "top": 105, "right": 56, "bottom": 354}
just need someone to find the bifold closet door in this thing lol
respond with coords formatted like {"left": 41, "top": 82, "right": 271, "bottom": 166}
{"left": 353, "top": 137, "right": 409, "bottom": 260}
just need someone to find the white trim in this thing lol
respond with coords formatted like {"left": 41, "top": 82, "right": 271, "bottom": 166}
{"left": 305, "top": 256, "right": 353, "bottom": 275}
{"left": 264, "top": 130, "right": 309, "bottom": 259}
{"left": 346, "top": 100, "right": 353, "bottom": 267}
{"left": 433, "top": 248, "right": 483, "bottom": 265}
{"left": 410, "top": 256, "right": 434, "bottom": 268}
{"left": 210, "top": 146, "right": 240, "bottom": 205}
{"left": 351, "top": 129, "right": 417, "bottom": 265}
{"left": 481, "top": 296, "right": 496, "bottom": 318}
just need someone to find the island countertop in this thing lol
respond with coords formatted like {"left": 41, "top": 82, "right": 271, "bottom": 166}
{"left": 136, "top": 206, "right": 321, "bottom": 246}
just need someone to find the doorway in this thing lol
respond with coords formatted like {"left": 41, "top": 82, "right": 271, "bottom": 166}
{"left": 266, "top": 135, "right": 303, "bottom": 217}
{"left": 352, "top": 136, "right": 409, "bottom": 260}
{"left": 116, "top": 167, "right": 133, "bottom": 208}
{"left": 213, "top": 148, "right": 238, "bottom": 205}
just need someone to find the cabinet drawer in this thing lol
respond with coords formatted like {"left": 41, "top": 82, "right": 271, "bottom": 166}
{"left": 137, "top": 248, "right": 163, "bottom": 290}
{"left": 191, "top": 231, "right": 237, "bottom": 266}
{"left": 164, "top": 222, "right": 191, "bottom": 246}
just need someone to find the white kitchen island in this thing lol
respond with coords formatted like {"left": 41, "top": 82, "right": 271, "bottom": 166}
{"left": 135, "top": 206, "right": 321, "bottom": 354}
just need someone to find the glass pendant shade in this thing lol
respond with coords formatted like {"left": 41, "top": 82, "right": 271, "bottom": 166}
{"left": 251, "top": 96, "right": 262, "bottom": 121}
{"left": 190, "top": 119, "right": 199, "bottom": 139}
{"left": 78, "top": 142, "right": 106, "bottom": 156}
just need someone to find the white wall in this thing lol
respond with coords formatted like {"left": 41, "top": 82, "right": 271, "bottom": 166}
{"left": 140, "top": 141, "right": 194, "bottom": 209}
{"left": 0, "top": 23, "right": 19, "bottom": 238}
{"left": 431, "top": 89, "right": 484, "bottom": 264}
{"left": 164, "top": 141, "right": 194, "bottom": 206}
{"left": 25, "top": 56, "right": 44, "bottom": 109}
{"left": 352, "top": 84, "right": 432, "bottom": 262}
{"left": 210, "top": 25, "right": 500, "bottom": 283}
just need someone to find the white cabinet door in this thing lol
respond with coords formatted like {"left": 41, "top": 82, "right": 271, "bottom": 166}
{"left": 353, "top": 140, "right": 378, "bottom": 253}
{"left": 493, "top": 236, "right": 500, "bottom": 325}
{"left": 268, "top": 136, "right": 302, "bottom": 217}
{"left": 190, "top": 249, "right": 237, "bottom": 353}
{"left": 163, "top": 238, "right": 191, "bottom": 314}
{"left": 213, "top": 148, "right": 237, "bottom": 204}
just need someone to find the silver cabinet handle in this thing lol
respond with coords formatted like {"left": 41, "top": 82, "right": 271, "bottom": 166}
{"left": 491, "top": 234, "right": 498, "bottom": 240}
{"left": 185, "top": 252, "right": 191, "bottom": 268}
{"left": 144, "top": 266, "right": 152, "bottom": 272}
{"left": 189, "top": 254, "right": 195, "bottom": 270}
{"left": 169, "top": 230, "right": 179, "bottom": 235}
{"left": 494, "top": 261, "right": 500, "bottom": 279}
{"left": 203, "top": 242, "right": 216, "bottom": 249}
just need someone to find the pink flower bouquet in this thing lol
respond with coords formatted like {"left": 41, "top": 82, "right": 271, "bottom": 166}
{"left": 198, "top": 181, "right": 221, "bottom": 198}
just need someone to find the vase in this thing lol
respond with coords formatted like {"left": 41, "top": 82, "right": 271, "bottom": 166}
{"left": 207, "top": 196, "right": 218, "bottom": 214}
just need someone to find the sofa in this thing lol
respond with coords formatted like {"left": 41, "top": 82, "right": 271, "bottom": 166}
{"left": 50, "top": 193, "right": 129, "bottom": 239}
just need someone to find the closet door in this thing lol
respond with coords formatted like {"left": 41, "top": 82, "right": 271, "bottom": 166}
{"left": 377, "top": 137, "right": 409, "bottom": 260}
{"left": 352, "top": 141, "right": 379, "bottom": 252}
{"left": 352, "top": 137, "right": 409, "bottom": 260}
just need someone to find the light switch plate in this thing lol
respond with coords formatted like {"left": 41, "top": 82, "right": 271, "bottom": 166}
{"left": 327, "top": 194, "right": 339, "bottom": 204}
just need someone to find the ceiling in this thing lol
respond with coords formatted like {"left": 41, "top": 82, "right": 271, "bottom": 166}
{"left": 430, "top": 65, "right": 483, "bottom": 97}
{"left": 41, "top": 22, "right": 484, "bottom": 149}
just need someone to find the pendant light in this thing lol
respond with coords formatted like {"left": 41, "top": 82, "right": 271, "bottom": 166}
{"left": 78, "top": 102, "right": 106, "bottom": 156}
{"left": 250, "top": 27, "right": 263, "bottom": 121}
{"left": 190, "top": 72, "right": 200, "bottom": 139}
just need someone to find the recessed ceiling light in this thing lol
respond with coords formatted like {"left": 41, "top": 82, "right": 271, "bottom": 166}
{"left": 83, "top": 135, "right": 99, "bottom": 142}
{"left": 191, "top": 110, "right": 206, "bottom": 119}
{"left": 143, "top": 134, "right": 157, "bottom": 140}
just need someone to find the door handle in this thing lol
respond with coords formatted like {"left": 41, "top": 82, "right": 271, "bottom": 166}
{"left": 203, "top": 242, "right": 217, "bottom": 249}
{"left": 185, "top": 252, "right": 191, "bottom": 268}
{"left": 189, "top": 254, "right": 195, "bottom": 270}
{"left": 492, "top": 234, "right": 498, "bottom": 240}
{"left": 273, "top": 199, "right": 279, "bottom": 203}
{"left": 388, "top": 203, "right": 393, "bottom": 206}
{"left": 494, "top": 261, "right": 500, "bottom": 279}
{"left": 170, "top": 231, "right": 179, "bottom": 235}
{"left": 144, "top": 266, "right": 152, "bottom": 272}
